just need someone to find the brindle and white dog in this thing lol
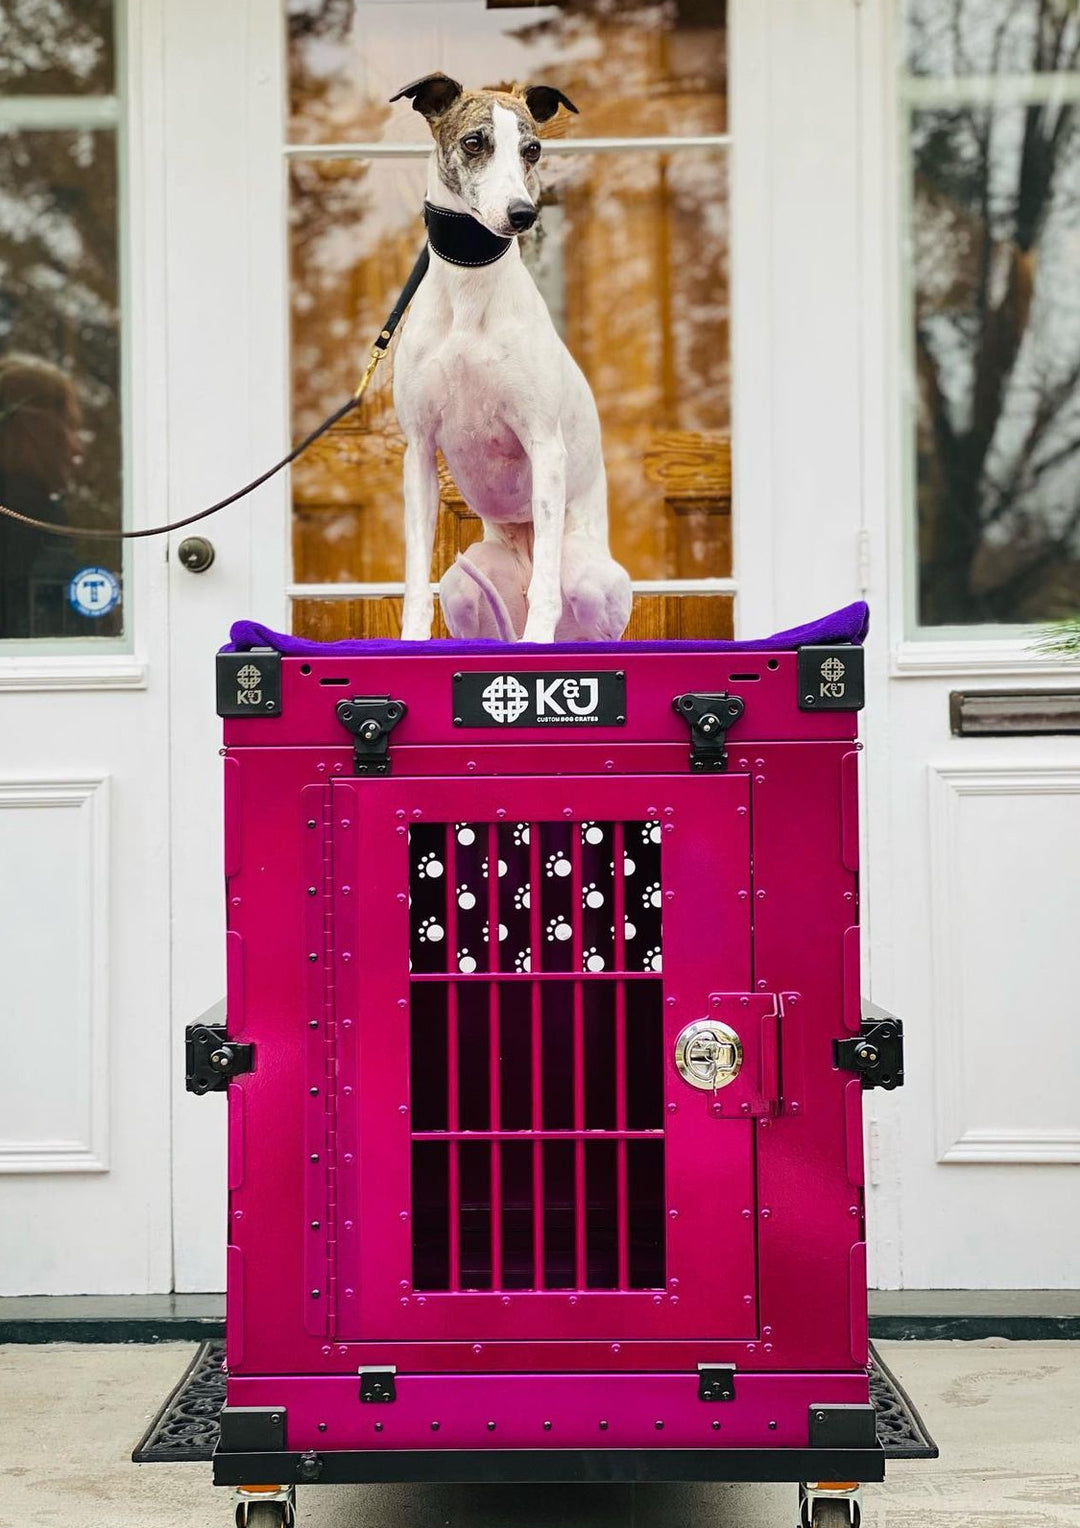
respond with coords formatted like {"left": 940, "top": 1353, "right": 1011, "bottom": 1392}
{"left": 389, "top": 72, "right": 632, "bottom": 643}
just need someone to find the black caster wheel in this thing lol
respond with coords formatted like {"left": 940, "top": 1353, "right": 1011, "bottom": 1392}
{"left": 234, "top": 1500, "right": 295, "bottom": 1527}
{"left": 810, "top": 1504, "right": 855, "bottom": 1528}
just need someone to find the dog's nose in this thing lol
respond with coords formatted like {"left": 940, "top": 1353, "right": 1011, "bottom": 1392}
{"left": 507, "top": 199, "right": 537, "bottom": 232}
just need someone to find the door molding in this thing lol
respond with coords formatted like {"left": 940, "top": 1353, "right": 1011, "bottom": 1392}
{"left": 927, "top": 762, "right": 1080, "bottom": 1166}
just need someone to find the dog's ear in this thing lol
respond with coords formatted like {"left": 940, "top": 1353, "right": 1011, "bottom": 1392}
{"left": 390, "top": 72, "right": 464, "bottom": 121}
{"left": 522, "top": 85, "right": 579, "bottom": 124}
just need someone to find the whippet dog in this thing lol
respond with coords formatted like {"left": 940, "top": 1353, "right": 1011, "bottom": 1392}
{"left": 390, "top": 72, "right": 632, "bottom": 644}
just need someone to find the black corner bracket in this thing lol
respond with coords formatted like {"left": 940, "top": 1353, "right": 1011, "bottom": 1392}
{"left": 808, "top": 1403, "right": 878, "bottom": 1450}
{"left": 797, "top": 645, "right": 864, "bottom": 711}
{"left": 218, "top": 1406, "right": 286, "bottom": 1453}
{"left": 673, "top": 692, "right": 745, "bottom": 772}
{"left": 360, "top": 1367, "right": 397, "bottom": 1403}
{"left": 185, "top": 1024, "right": 255, "bottom": 1095}
{"left": 335, "top": 696, "right": 407, "bottom": 776}
{"left": 216, "top": 650, "right": 282, "bottom": 718}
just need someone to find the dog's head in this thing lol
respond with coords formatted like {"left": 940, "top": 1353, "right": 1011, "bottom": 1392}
{"left": 390, "top": 72, "right": 577, "bottom": 239}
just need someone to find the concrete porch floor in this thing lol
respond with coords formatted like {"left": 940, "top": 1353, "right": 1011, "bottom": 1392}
{"left": 0, "top": 1341, "right": 1077, "bottom": 1527}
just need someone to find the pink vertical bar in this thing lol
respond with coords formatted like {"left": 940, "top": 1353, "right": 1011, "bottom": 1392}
{"left": 487, "top": 824, "right": 502, "bottom": 1289}
{"left": 445, "top": 825, "right": 461, "bottom": 1292}
{"left": 529, "top": 823, "right": 544, "bottom": 1289}
{"left": 613, "top": 822, "right": 629, "bottom": 1290}
{"left": 571, "top": 824, "right": 586, "bottom": 1290}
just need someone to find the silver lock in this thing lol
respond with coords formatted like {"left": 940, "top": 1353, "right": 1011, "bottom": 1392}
{"left": 674, "top": 1019, "right": 743, "bottom": 1091}
{"left": 177, "top": 536, "right": 216, "bottom": 572}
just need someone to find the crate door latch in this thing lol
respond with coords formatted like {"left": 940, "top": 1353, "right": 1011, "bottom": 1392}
{"left": 672, "top": 693, "right": 745, "bottom": 772}
{"left": 335, "top": 697, "right": 407, "bottom": 776}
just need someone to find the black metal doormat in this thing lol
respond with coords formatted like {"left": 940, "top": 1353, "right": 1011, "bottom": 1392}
{"left": 132, "top": 1342, "right": 937, "bottom": 1465}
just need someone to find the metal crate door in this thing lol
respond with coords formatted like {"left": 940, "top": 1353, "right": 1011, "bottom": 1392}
{"left": 331, "top": 773, "right": 758, "bottom": 1344}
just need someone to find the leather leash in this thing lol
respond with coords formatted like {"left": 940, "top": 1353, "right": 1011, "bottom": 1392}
{"left": 0, "top": 244, "right": 431, "bottom": 542}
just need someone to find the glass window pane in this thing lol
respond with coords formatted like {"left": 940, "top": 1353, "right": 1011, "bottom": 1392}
{"left": 0, "top": 1, "right": 115, "bottom": 96}
{"left": 288, "top": 0, "right": 726, "bottom": 146}
{"left": 905, "top": 0, "right": 1080, "bottom": 628}
{"left": 0, "top": 129, "right": 123, "bottom": 639}
{"left": 290, "top": 148, "right": 728, "bottom": 587}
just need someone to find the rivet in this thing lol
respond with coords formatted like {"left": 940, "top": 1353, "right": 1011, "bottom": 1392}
{"left": 310, "top": 1153, "right": 319, "bottom": 1163}
{"left": 712, "top": 1420, "right": 721, "bottom": 1431}
{"left": 611, "top": 1344, "right": 621, "bottom": 1354}
{"left": 768, "top": 1420, "right": 777, "bottom": 1431}
{"left": 563, "top": 807, "right": 573, "bottom": 818}
{"left": 318, "top": 1422, "right": 328, "bottom": 1433}
{"left": 307, "top": 886, "right": 317, "bottom": 897}
{"left": 308, "top": 952, "right": 318, "bottom": 962}
{"left": 655, "top": 1420, "right": 664, "bottom": 1430}
{"left": 310, "top": 1289, "right": 320, "bottom": 1299}
{"left": 307, "top": 819, "right": 316, "bottom": 829}
{"left": 375, "top": 1421, "right": 384, "bottom": 1432}
{"left": 543, "top": 1421, "right": 552, "bottom": 1431}
{"left": 599, "top": 1420, "right": 609, "bottom": 1431}
{"left": 496, "top": 808, "right": 507, "bottom": 819}
{"left": 310, "top": 1086, "right": 319, "bottom": 1096}
{"left": 309, "top": 1020, "right": 319, "bottom": 1029}
{"left": 487, "top": 1420, "right": 496, "bottom": 1432}
{"left": 340, "top": 819, "right": 350, "bottom": 829}
{"left": 271, "top": 1413, "right": 281, "bottom": 1424}
{"left": 431, "top": 1421, "right": 440, "bottom": 1432}
{"left": 761, "top": 1207, "right": 771, "bottom": 1219}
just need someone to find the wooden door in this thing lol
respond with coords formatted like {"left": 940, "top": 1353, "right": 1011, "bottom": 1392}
{"left": 285, "top": 1, "right": 733, "bottom": 641}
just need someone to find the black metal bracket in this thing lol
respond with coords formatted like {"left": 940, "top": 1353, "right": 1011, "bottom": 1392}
{"left": 359, "top": 1367, "right": 397, "bottom": 1404}
{"left": 185, "top": 1025, "right": 255, "bottom": 1096}
{"left": 335, "top": 696, "right": 407, "bottom": 776}
{"left": 218, "top": 1407, "right": 286, "bottom": 1453}
{"left": 808, "top": 1403, "right": 878, "bottom": 1450}
{"left": 834, "top": 1004, "right": 905, "bottom": 1090}
{"left": 697, "top": 1363, "right": 736, "bottom": 1402}
{"left": 672, "top": 693, "right": 745, "bottom": 772}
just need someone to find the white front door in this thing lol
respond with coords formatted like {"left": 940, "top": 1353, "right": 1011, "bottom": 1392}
{"left": 0, "top": 0, "right": 288, "bottom": 1295}
{"left": 855, "top": 0, "right": 1080, "bottom": 1287}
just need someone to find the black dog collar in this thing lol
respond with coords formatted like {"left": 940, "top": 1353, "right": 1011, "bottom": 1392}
{"left": 424, "top": 201, "right": 513, "bottom": 268}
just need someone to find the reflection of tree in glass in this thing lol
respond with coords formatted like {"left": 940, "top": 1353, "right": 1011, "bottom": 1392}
{"left": 912, "top": 0, "right": 1080, "bottom": 623}
{"left": 0, "top": 0, "right": 114, "bottom": 96}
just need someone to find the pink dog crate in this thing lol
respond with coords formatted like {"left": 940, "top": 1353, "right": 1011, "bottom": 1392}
{"left": 194, "top": 604, "right": 908, "bottom": 1526}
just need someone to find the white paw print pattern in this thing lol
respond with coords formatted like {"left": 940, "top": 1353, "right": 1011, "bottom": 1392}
{"left": 456, "top": 885, "right": 477, "bottom": 911}
{"left": 582, "top": 947, "right": 606, "bottom": 972}
{"left": 418, "top": 916, "right": 444, "bottom": 944}
{"left": 642, "top": 881, "right": 662, "bottom": 910}
{"left": 512, "top": 823, "right": 531, "bottom": 846}
{"left": 457, "top": 949, "right": 478, "bottom": 973}
{"left": 642, "top": 946, "right": 662, "bottom": 972}
{"left": 481, "top": 923, "right": 510, "bottom": 944}
{"left": 481, "top": 858, "right": 508, "bottom": 880}
{"left": 545, "top": 916, "right": 572, "bottom": 944}
{"left": 545, "top": 852, "right": 572, "bottom": 879}
{"left": 623, "top": 918, "right": 638, "bottom": 942}
{"left": 514, "top": 948, "right": 532, "bottom": 972}
{"left": 513, "top": 885, "right": 531, "bottom": 911}
{"left": 641, "top": 822, "right": 662, "bottom": 845}
{"left": 416, "top": 851, "right": 443, "bottom": 879}
{"left": 455, "top": 824, "right": 477, "bottom": 846}
{"left": 580, "top": 821, "right": 605, "bottom": 845}
{"left": 582, "top": 882, "right": 605, "bottom": 910}
{"left": 613, "top": 853, "right": 637, "bottom": 877}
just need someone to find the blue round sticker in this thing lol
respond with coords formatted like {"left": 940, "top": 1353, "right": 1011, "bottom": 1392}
{"left": 68, "top": 567, "right": 121, "bottom": 619}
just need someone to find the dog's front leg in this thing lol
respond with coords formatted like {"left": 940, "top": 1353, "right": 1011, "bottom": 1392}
{"left": 522, "top": 434, "right": 567, "bottom": 643}
{"left": 400, "top": 436, "right": 440, "bottom": 640}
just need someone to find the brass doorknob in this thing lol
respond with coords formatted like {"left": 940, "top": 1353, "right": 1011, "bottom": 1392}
{"left": 178, "top": 536, "right": 215, "bottom": 573}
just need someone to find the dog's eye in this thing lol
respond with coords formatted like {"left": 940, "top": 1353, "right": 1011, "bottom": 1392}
{"left": 523, "top": 142, "right": 542, "bottom": 164}
{"left": 460, "top": 133, "right": 484, "bottom": 155}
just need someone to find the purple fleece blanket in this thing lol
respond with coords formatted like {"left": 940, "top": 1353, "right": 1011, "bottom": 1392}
{"left": 225, "top": 601, "right": 868, "bottom": 656}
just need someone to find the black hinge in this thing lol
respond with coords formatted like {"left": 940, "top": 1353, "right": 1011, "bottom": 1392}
{"left": 335, "top": 696, "right": 407, "bottom": 776}
{"left": 185, "top": 1024, "right": 255, "bottom": 1095}
{"left": 672, "top": 693, "right": 745, "bottom": 772}
{"left": 698, "top": 1363, "right": 736, "bottom": 1402}
{"left": 834, "top": 1004, "right": 904, "bottom": 1090}
{"left": 359, "top": 1367, "right": 397, "bottom": 1403}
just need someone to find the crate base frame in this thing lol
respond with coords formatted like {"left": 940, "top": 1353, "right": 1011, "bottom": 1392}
{"left": 213, "top": 1443, "right": 886, "bottom": 1486}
